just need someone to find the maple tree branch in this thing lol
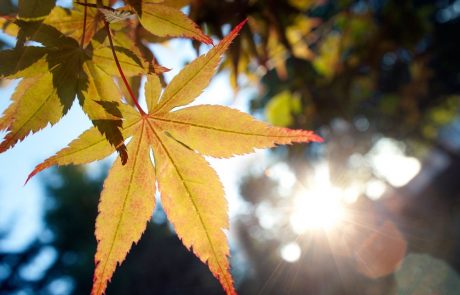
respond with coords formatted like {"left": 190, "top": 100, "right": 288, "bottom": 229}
{"left": 104, "top": 21, "right": 146, "bottom": 116}
{"left": 80, "top": 0, "right": 88, "bottom": 47}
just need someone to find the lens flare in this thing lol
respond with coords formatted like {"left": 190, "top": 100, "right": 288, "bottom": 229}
{"left": 280, "top": 242, "right": 301, "bottom": 263}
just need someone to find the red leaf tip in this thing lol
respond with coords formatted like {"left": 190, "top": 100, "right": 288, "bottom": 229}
{"left": 232, "top": 18, "right": 248, "bottom": 35}
{"left": 310, "top": 133, "right": 324, "bottom": 143}
{"left": 24, "top": 168, "right": 40, "bottom": 186}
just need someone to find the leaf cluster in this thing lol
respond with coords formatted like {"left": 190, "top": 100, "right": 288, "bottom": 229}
{"left": 0, "top": 1, "right": 320, "bottom": 294}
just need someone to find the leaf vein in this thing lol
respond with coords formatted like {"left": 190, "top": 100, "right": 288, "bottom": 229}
{"left": 151, "top": 116, "right": 305, "bottom": 138}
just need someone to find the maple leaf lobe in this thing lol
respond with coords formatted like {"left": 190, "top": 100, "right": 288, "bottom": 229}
{"left": 92, "top": 122, "right": 156, "bottom": 295}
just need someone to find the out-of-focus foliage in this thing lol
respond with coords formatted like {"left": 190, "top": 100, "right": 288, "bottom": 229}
{"left": 396, "top": 254, "right": 460, "bottom": 294}
{"left": 265, "top": 91, "right": 302, "bottom": 127}
{"left": 187, "top": 0, "right": 460, "bottom": 294}
{"left": 0, "top": 0, "right": 14, "bottom": 16}
{"left": 186, "top": 0, "right": 460, "bottom": 191}
{"left": 189, "top": 0, "right": 460, "bottom": 143}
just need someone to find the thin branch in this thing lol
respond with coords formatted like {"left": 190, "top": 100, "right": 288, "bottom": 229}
{"left": 104, "top": 21, "right": 146, "bottom": 116}
{"left": 80, "top": 0, "right": 88, "bottom": 47}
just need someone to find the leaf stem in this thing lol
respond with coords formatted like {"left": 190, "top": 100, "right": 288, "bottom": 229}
{"left": 104, "top": 21, "right": 147, "bottom": 116}
{"left": 80, "top": 0, "right": 88, "bottom": 47}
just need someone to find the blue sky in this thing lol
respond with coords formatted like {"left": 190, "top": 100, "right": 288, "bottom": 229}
{"left": 0, "top": 81, "right": 93, "bottom": 250}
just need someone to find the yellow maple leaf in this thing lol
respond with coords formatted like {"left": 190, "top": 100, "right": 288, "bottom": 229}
{"left": 27, "top": 20, "right": 321, "bottom": 295}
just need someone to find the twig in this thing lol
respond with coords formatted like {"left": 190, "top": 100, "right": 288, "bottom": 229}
{"left": 104, "top": 21, "right": 146, "bottom": 116}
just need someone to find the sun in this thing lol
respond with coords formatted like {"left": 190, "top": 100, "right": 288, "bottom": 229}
{"left": 290, "top": 187, "right": 346, "bottom": 233}
{"left": 287, "top": 163, "right": 347, "bottom": 234}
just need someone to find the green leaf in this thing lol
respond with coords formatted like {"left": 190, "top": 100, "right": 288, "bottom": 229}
{"left": 0, "top": 47, "right": 49, "bottom": 78}
{"left": 18, "top": 0, "right": 55, "bottom": 21}
{"left": 265, "top": 91, "right": 302, "bottom": 127}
